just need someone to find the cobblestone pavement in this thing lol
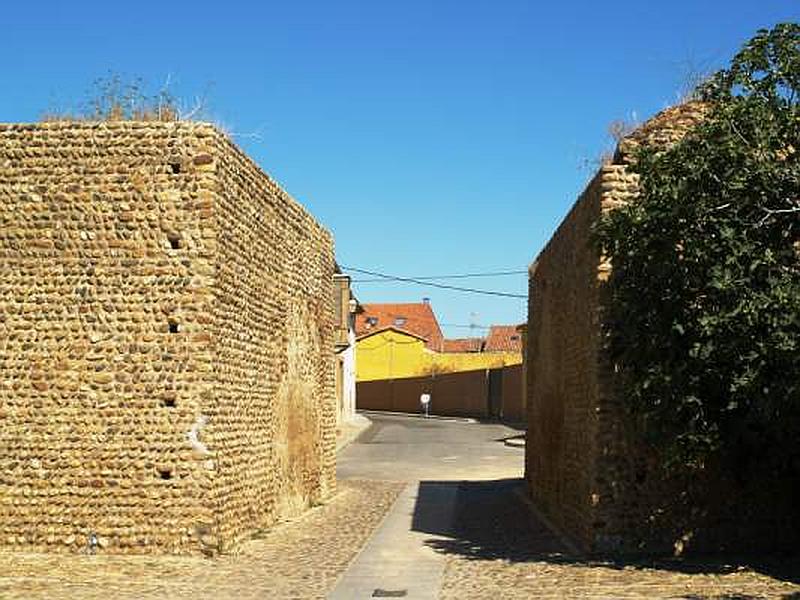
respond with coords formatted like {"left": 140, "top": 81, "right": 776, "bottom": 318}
{"left": 0, "top": 479, "right": 404, "bottom": 600}
{"left": 435, "top": 479, "right": 800, "bottom": 600}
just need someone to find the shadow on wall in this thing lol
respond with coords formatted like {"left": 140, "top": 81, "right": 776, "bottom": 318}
{"left": 410, "top": 479, "right": 800, "bottom": 589}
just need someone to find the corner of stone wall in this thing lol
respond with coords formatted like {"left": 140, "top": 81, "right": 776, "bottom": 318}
{"left": 524, "top": 167, "right": 610, "bottom": 553}
{"left": 587, "top": 163, "right": 643, "bottom": 554}
{"left": 202, "top": 131, "right": 337, "bottom": 552}
{"left": 187, "top": 132, "right": 222, "bottom": 556}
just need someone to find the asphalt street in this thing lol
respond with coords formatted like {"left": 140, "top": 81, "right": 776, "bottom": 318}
{"left": 337, "top": 411, "right": 525, "bottom": 482}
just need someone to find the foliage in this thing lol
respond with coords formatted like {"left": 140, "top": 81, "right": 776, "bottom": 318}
{"left": 42, "top": 73, "right": 181, "bottom": 122}
{"left": 596, "top": 23, "right": 800, "bottom": 475}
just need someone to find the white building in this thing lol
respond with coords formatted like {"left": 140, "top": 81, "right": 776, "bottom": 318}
{"left": 333, "top": 271, "right": 359, "bottom": 424}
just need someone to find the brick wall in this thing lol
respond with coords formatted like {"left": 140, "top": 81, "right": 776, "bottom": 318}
{"left": 0, "top": 121, "right": 335, "bottom": 555}
{"left": 499, "top": 364, "right": 524, "bottom": 422}
{"left": 357, "top": 369, "right": 490, "bottom": 417}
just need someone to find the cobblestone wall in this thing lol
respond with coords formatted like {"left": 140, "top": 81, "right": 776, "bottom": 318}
{"left": 525, "top": 169, "right": 606, "bottom": 549}
{"left": 526, "top": 104, "right": 717, "bottom": 553}
{"left": 0, "top": 121, "right": 335, "bottom": 555}
{"left": 208, "top": 131, "right": 336, "bottom": 553}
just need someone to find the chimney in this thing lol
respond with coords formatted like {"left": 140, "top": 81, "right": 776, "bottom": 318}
{"left": 422, "top": 297, "right": 430, "bottom": 305}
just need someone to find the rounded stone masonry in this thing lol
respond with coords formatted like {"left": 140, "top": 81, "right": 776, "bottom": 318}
{"left": 0, "top": 120, "right": 337, "bottom": 555}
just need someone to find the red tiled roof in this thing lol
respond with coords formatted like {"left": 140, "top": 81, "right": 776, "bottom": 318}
{"left": 484, "top": 325, "right": 523, "bottom": 353}
{"left": 356, "top": 326, "right": 428, "bottom": 343}
{"left": 356, "top": 303, "right": 444, "bottom": 351}
{"left": 442, "top": 338, "right": 484, "bottom": 353}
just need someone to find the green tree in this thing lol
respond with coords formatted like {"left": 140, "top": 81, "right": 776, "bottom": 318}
{"left": 597, "top": 23, "right": 800, "bottom": 476}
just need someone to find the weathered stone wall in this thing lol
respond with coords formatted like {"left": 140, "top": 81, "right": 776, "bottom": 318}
{"left": 525, "top": 104, "right": 713, "bottom": 553}
{"left": 207, "top": 132, "right": 336, "bottom": 553}
{"left": 0, "top": 121, "right": 335, "bottom": 555}
{"left": 525, "top": 169, "right": 606, "bottom": 549}
{"left": 526, "top": 158, "right": 694, "bottom": 552}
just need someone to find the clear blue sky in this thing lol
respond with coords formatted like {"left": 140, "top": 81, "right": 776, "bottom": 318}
{"left": 2, "top": 2, "right": 797, "bottom": 337}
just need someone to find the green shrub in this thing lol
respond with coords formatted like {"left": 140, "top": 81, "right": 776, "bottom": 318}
{"left": 597, "top": 23, "right": 800, "bottom": 477}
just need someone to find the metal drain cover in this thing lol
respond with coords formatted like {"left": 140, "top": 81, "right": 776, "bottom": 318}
{"left": 372, "top": 590, "right": 408, "bottom": 598}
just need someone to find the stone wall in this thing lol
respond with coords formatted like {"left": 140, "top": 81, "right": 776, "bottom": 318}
{"left": 525, "top": 104, "right": 716, "bottom": 553}
{"left": 525, "top": 169, "right": 606, "bottom": 549}
{"left": 208, "top": 131, "right": 336, "bottom": 552}
{"left": 0, "top": 121, "right": 335, "bottom": 555}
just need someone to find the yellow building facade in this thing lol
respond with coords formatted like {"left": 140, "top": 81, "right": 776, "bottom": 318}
{"left": 356, "top": 328, "right": 522, "bottom": 381}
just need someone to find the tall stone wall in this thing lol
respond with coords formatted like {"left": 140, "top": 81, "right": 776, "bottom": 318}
{"left": 0, "top": 121, "right": 335, "bottom": 555}
{"left": 207, "top": 132, "right": 336, "bottom": 553}
{"left": 525, "top": 169, "right": 608, "bottom": 549}
{"left": 525, "top": 104, "right": 714, "bottom": 553}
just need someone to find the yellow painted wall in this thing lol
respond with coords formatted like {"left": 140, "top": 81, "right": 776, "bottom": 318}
{"left": 356, "top": 329, "right": 522, "bottom": 381}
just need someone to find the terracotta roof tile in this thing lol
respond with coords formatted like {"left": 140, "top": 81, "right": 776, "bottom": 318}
{"left": 356, "top": 302, "right": 444, "bottom": 351}
{"left": 442, "top": 338, "right": 484, "bottom": 353}
{"left": 484, "top": 324, "right": 523, "bottom": 353}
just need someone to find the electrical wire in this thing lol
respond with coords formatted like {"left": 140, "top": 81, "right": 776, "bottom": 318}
{"left": 341, "top": 265, "right": 527, "bottom": 299}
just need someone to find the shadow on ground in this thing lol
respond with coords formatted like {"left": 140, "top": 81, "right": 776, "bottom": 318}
{"left": 474, "top": 418, "right": 527, "bottom": 432}
{"left": 411, "top": 478, "right": 800, "bottom": 591}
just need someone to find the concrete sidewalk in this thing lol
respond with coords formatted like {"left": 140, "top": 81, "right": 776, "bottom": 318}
{"left": 330, "top": 412, "right": 525, "bottom": 599}
{"left": 328, "top": 481, "right": 457, "bottom": 599}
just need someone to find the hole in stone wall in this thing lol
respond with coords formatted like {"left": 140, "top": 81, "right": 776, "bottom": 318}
{"left": 162, "top": 397, "right": 176, "bottom": 408}
{"left": 169, "top": 321, "right": 179, "bottom": 334}
{"left": 167, "top": 233, "right": 181, "bottom": 250}
{"left": 158, "top": 469, "right": 173, "bottom": 480}
{"left": 169, "top": 162, "right": 181, "bottom": 174}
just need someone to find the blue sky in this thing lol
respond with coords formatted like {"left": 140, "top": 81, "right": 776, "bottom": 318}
{"left": 2, "top": 1, "right": 797, "bottom": 337}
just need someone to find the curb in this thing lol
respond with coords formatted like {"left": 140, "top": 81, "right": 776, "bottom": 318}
{"left": 359, "top": 409, "right": 477, "bottom": 424}
{"left": 336, "top": 413, "right": 373, "bottom": 453}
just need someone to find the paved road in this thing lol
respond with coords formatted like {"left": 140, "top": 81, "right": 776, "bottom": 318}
{"left": 329, "top": 411, "right": 533, "bottom": 599}
{"left": 337, "top": 411, "right": 524, "bottom": 482}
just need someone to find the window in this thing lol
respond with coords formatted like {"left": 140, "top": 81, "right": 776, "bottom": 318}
{"left": 366, "top": 317, "right": 378, "bottom": 328}
{"left": 394, "top": 317, "right": 407, "bottom": 327}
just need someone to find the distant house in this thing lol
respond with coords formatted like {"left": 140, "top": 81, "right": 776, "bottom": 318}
{"left": 355, "top": 301, "right": 521, "bottom": 381}
{"left": 356, "top": 300, "right": 444, "bottom": 352}
{"left": 484, "top": 325, "right": 524, "bottom": 352}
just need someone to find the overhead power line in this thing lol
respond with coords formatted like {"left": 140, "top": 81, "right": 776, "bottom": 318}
{"left": 341, "top": 265, "right": 527, "bottom": 299}
{"left": 351, "top": 269, "right": 526, "bottom": 283}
